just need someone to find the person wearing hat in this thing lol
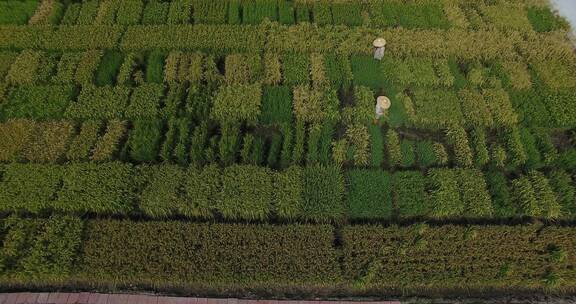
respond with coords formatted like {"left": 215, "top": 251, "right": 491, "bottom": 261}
{"left": 373, "top": 38, "right": 386, "bottom": 60}
{"left": 374, "top": 96, "right": 391, "bottom": 124}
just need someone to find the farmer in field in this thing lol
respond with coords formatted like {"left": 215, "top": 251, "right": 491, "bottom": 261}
{"left": 373, "top": 38, "right": 386, "bottom": 60}
{"left": 374, "top": 96, "right": 391, "bottom": 124}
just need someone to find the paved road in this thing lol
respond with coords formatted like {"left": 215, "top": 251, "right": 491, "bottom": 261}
{"left": 0, "top": 293, "right": 401, "bottom": 304}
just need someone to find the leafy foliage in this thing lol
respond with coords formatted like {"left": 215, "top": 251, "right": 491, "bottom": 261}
{"left": 55, "top": 162, "right": 134, "bottom": 214}
{"left": 212, "top": 84, "right": 262, "bottom": 126}
{"left": 127, "top": 119, "right": 163, "bottom": 162}
{"left": 81, "top": 220, "right": 341, "bottom": 283}
{"left": 347, "top": 170, "right": 392, "bottom": 219}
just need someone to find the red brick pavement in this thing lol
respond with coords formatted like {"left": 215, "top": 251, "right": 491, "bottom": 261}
{"left": 0, "top": 293, "right": 401, "bottom": 304}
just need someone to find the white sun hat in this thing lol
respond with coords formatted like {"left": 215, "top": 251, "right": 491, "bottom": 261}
{"left": 373, "top": 38, "right": 387, "bottom": 48}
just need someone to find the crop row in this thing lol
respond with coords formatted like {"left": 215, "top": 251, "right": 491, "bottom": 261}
{"left": 1, "top": 116, "right": 574, "bottom": 175}
{"left": 1, "top": 0, "right": 570, "bottom": 34}
{"left": 0, "top": 162, "right": 345, "bottom": 221}
{"left": 0, "top": 24, "right": 574, "bottom": 65}
{"left": 2, "top": 46, "right": 575, "bottom": 128}
{"left": 3, "top": 116, "right": 572, "bottom": 175}
{"left": 1, "top": 218, "right": 575, "bottom": 292}
{"left": 0, "top": 162, "right": 574, "bottom": 220}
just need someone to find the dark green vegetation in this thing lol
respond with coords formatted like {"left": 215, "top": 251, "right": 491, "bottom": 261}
{"left": 0, "top": 0, "right": 576, "bottom": 298}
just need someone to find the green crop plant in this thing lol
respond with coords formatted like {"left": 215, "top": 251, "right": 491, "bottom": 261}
{"left": 243, "top": 0, "right": 277, "bottom": 24}
{"left": 218, "top": 165, "right": 273, "bottom": 221}
{"left": 74, "top": 50, "right": 103, "bottom": 84}
{"left": 519, "top": 128, "right": 543, "bottom": 170}
{"left": 400, "top": 139, "right": 416, "bottom": 168}
{"left": 95, "top": 50, "right": 124, "bottom": 86}
{"left": 306, "top": 124, "right": 321, "bottom": 165}
{"left": 141, "top": 1, "right": 169, "bottom": 25}
{"left": 295, "top": 6, "right": 310, "bottom": 23}
{"left": 392, "top": 171, "right": 428, "bottom": 218}
{"left": 266, "top": 133, "right": 282, "bottom": 168}
{"left": 0, "top": 164, "right": 62, "bottom": 213}
{"left": 21, "top": 121, "right": 75, "bottom": 163}
{"left": 60, "top": 3, "right": 80, "bottom": 25}
{"left": 279, "top": 124, "right": 293, "bottom": 168}
{"left": 218, "top": 124, "right": 240, "bottom": 166}
{"left": 260, "top": 86, "right": 292, "bottom": 125}
{"left": 293, "top": 86, "right": 339, "bottom": 124}
{"left": 427, "top": 169, "right": 463, "bottom": 218}
{"left": 6, "top": 50, "right": 41, "bottom": 85}
{"left": 125, "top": 84, "right": 164, "bottom": 119}
{"left": 76, "top": 0, "right": 98, "bottom": 24}
{"left": 347, "top": 169, "right": 392, "bottom": 219}
{"left": 159, "top": 119, "right": 178, "bottom": 162}
{"left": 145, "top": 51, "right": 165, "bottom": 83}
{"left": 528, "top": 171, "right": 561, "bottom": 219}
{"left": 81, "top": 220, "right": 340, "bottom": 283}
{"left": 318, "top": 123, "right": 334, "bottom": 165}
{"left": 527, "top": 6, "right": 569, "bottom": 32}
{"left": 369, "top": 125, "right": 384, "bottom": 168}
{"left": 0, "top": 1, "right": 39, "bottom": 25}
{"left": 227, "top": 0, "right": 240, "bottom": 24}
{"left": 470, "top": 128, "right": 489, "bottom": 168}
{"left": 274, "top": 166, "right": 304, "bottom": 220}
{"left": 212, "top": 84, "right": 262, "bottom": 126}
{"left": 325, "top": 53, "right": 353, "bottom": 91}
{"left": 485, "top": 171, "right": 516, "bottom": 217}
{"left": 91, "top": 120, "right": 127, "bottom": 162}
{"left": 225, "top": 53, "right": 262, "bottom": 84}
{"left": 2, "top": 85, "right": 73, "bottom": 120}
{"left": 512, "top": 176, "right": 540, "bottom": 217}
{"left": 503, "top": 127, "right": 528, "bottom": 168}
{"left": 128, "top": 119, "right": 163, "bottom": 162}
{"left": 282, "top": 53, "right": 310, "bottom": 86}
{"left": 67, "top": 120, "right": 103, "bottom": 162}
{"left": 180, "top": 165, "right": 220, "bottom": 218}
{"left": 55, "top": 162, "right": 135, "bottom": 214}
{"left": 65, "top": 85, "right": 131, "bottom": 120}
{"left": 186, "top": 85, "right": 214, "bottom": 122}
{"left": 115, "top": 0, "right": 143, "bottom": 25}
{"left": 20, "top": 215, "right": 83, "bottom": 278}
{"left": 350, "top": 55, "right": 385, "bottom": 90}
{"left": 548, "top": 170, "right": 576, "bottom": 216}
{"left": 53, "top": 52, "right": 82, "bottom": 84}
{"left": 302, "top": 165, "right": 345, "bottom": 222}
{"left": 189, "top": 122, "right": 208, "bottom": 166}
{"left": 445, "top": 125, "right": 473, "bottom": 168}
{"left": 137, "top": 165, "right": 185, "bottom": 218}
{"left": 167, "top": 0, "right": 192, "bottom": 24}
{"left": 415, "top": 140, "right": 437, "bottom": 168}
{"left": 278, "top": 1, "right": 295, "bottom": 24}
{"left": 193, "top": 0, "right": 227, "bottom": 24}
{"left": 331, "top": 3, "right": 362, "bottom": 26}
{"left": 368, "top": 0, "right": 449, "bottom": 29}
{"left": 0, "top": 119, "right": 36, "bottom": 162}
{"left": 173, "top": 118, "right": 191, "bottom": 165}
{"left": 312, "top": 2, "right": 332, "bottom": 25}
{"left": 385, "top": 129, "right": 401, "bottom": 168}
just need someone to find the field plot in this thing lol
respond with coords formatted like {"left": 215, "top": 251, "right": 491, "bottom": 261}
{"left": 0, "top": 0, "right": 576, "bottom": 298}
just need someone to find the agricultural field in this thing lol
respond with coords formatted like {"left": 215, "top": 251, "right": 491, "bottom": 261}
{"left": 0, "top": 0, "right": 576, "bottom": 299}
